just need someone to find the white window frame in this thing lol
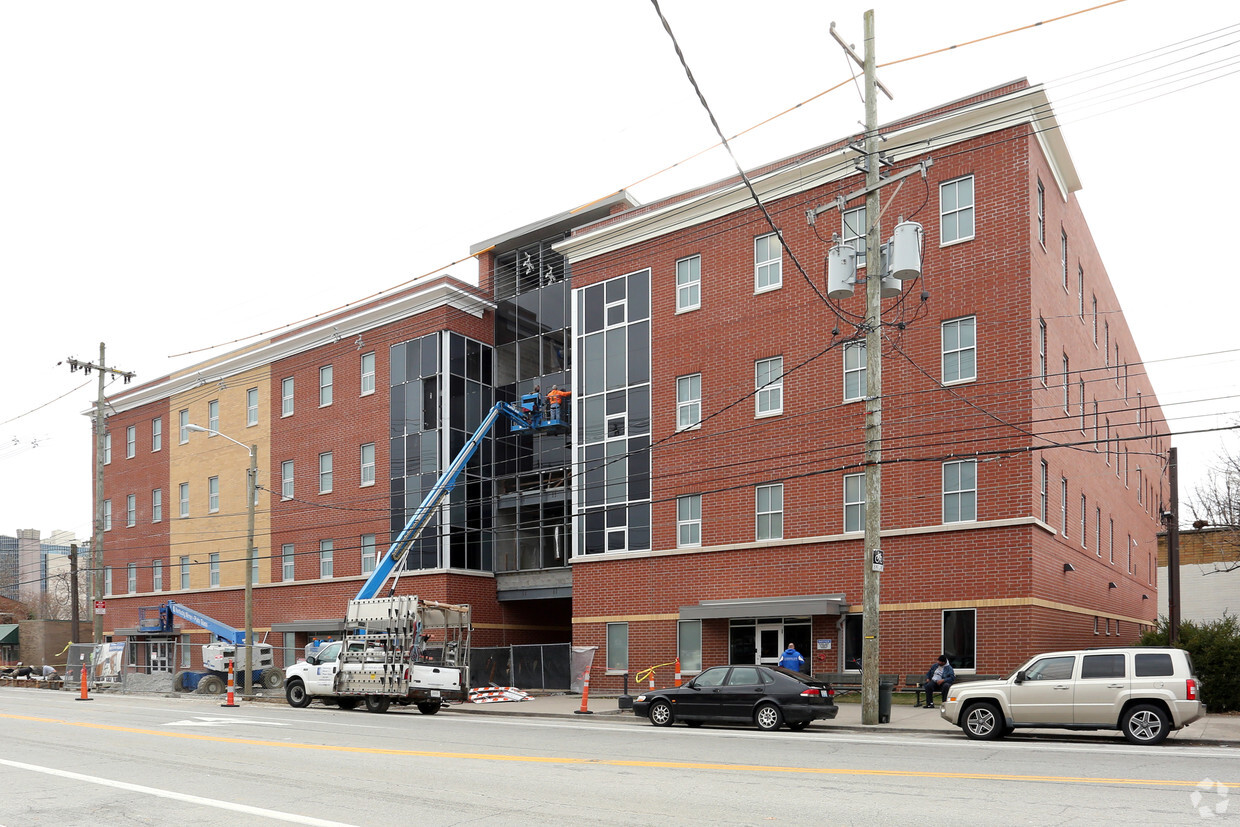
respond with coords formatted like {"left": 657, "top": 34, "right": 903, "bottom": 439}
{"left": 940, "top": 176, "right": 975, "bottom": 245}
{"left": 319, "top": 452, "right": 333, "bottom": 493}
{"left": 844, "top": 472, "right": 866, "bottom": 533}
{"left": 754, "top": 233, "right": 782, "bottom": 292}
{"left": 209, "top": 553, "right": 220, "bottom": 588}
{"left": 208, "top": 476, "right": 219, "bottom": 513}
{"left": 756, "top": 482, "right": 784, "bottom": 541}
{"left": 319, "top": 365, "right": 333, "bottom": 407}
{"left": 361, "top": 534, "right": 377, "bottom": 574}
{"left": 179, "top": 409, "right": 189, "bottom": 444}
{"left": 103, "top": 499, "right": 112, "bottom": 531}
{"left": 208, "top": 399, "right": 219, "bottom": 433}
{"left": 152, "top": 417, "right": 162, "bottom": 452}
{"left": 941, "top": 316, "right": 976, "bottom": 384}
{"left": 126, "top": 494, "right": 136, "bottom": 527}
{"left": 104, "top": 567, "right": 112, "bottom": 596}
{"left": 1038, "top": 318, "right": 1047, "bottom": 385}
{"left": 361, "top": 352, "right": 376, "bottom": 396}
{"left": 153, "top": 559, "right": 163, "bottom": 592}
{"left": 152, "top": 488, "right": 162, "bottom": 523}
{"left": 843, "top": 341, "right": 866, "bottom": 402}
{"left": 678, "top": 619, "right": 703, "bottom": 674}
{"left": 179, "top": 483, "right": 189, "bottom": 518}
{"left": 126, "top": 425, "right": 136, "bottom": 459}
{"left": 247, "top": 387, "right": 259, "bottom": 427}
{"left": 282, "top": 544, "right": 296, "bottom": 582}
{"left": 842, "top": 205, "right": 867, "bottom": 268}
{"left": 1061, "top": 230, "right": 1069, "bottom": 289}
{"left": 755, "top": 357, "right": 784, "bottom": 417}
{"left": 281, "top": 460, "right": 294, "bottom": 500}
{"left": 675, "top": 254, "right": 701, "bottom": 312}
{"left": 942, "top": 460, "right": 977, "bottom": 523}
{"left": 360, "top": 443, "right": 376, "bottom": 487}
{"left": 282, "top": 377, "right": 295, "bottom": 417}
{"left": 1061, "top": 477, "right": 1069, "bottom": 537}
{"left": 104, "top": 433, "right": 112, "bottom": 465}
{"left": 677, "top": 494, "right": 701, "bottom": 548}
{"left": 1039, "top": 461, "right": 1048, "bottom": 524}
{"left": 127, "top": 563, "right": 136, "bottom": 594}
{"left": 606, "top": 622, "right": 629, "bottom": 673}
{"left": 180, "top": 556, "right": 190, "bottom": 590}
{"left": 319, "top": 540, "right": 334, "bottom": 579}
{"left": 1036, "top": 179, "right": 1045, "bottom": 246}
{"left": 1080, "top": 494, "right": 1088, "bottom": 549}
{"left": 676, "top": 373, "right": 701, "bottom": 432}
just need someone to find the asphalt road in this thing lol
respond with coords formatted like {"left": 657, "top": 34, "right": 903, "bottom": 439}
{"left": 1, "top": 689, "right": 1235, "bottom": 825}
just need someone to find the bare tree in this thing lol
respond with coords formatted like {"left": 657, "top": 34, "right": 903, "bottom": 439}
{"left": 1189, "top": 444, "right": 1240, "bottom": 573}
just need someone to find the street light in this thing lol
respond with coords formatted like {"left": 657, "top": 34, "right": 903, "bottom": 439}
{"left": 186, "top": 423, "right": 257, "bottom": 697}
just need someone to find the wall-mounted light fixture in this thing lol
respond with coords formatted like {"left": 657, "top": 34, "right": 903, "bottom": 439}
{"left": 1108, "top": 582, "right": 1118, "bottom": 590}
{"left": 1142, "top": 594, "right": 1149, "bottom": 600}
{"left": 1063, "top": 563, "right": 1076, "bottom": 572}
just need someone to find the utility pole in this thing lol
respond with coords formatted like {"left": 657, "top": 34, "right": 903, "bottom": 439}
{"left": 70, "top": 543, "right": 81, "bottom": 643}
{"left": 66, "top": 343, "right": 135, "bottom": 644}
{"left": 245, "top": 444, "right": 257, "bottom": 697}
{"left": 1166, "top": 447, "right": 1181, "bottom": 645}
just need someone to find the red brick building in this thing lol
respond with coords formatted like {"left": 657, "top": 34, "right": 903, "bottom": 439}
{"left": 92, "top": 80, "right": 1166, "bottom": 689}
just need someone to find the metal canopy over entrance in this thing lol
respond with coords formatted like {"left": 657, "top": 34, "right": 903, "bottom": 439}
{"left": 678, "top": 594, "right": 849, "bottom": 620}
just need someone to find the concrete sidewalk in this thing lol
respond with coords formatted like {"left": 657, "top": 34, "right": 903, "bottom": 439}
{"left": 447, "top": 692, "right": 1240, "bottom": 745}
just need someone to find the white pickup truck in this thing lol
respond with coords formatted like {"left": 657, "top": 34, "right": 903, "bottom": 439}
{"left": 283, "top": 596, "right": 471, "bottom": 714}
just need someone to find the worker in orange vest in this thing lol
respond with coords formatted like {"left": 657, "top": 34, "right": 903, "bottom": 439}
{"left": 547, "top": 384, "right": 571, "bottom": 423}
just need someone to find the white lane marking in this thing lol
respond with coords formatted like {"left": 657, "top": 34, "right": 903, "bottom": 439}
{"left": 165, "top": 716, "right": 291, "bottom": 727}
{"left": 0, "top": 757, "right": 356, "bottom": 826}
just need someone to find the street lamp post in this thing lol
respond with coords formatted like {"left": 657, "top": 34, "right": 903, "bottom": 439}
{"left": 186, "top": 423, "right": 257, "bottom": 697}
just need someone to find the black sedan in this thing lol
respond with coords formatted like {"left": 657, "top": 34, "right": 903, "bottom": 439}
{"left": 632, "top": 665, "right": 838, "bottom": 731}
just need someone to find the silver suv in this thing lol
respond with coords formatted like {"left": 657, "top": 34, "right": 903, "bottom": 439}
{"left": 940, "top": 647, "right": 1203, "bottom": 745}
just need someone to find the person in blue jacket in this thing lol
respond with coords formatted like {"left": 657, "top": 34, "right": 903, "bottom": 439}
{"left": 923, "top": 654, "right": 955, "bottom": 708}
{"left": 777, "top": 642, "right": 806, "bottom": 672}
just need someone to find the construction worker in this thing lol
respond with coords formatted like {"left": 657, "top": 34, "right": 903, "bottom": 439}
{"left": 547, "top": 384, "right": 571, "bottom": 423}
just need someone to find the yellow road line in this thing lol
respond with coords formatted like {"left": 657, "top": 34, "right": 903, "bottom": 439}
{"left": 3, "top": 712, "right": 1234, "bottom": 789}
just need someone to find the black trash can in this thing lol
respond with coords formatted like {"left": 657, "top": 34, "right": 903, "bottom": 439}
{"left": 878, "top": 681, "right": 893, "bottom": 724}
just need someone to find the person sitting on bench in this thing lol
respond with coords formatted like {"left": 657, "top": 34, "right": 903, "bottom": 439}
{"left": 923, "top": 654, "right": 955, "bottom": 709}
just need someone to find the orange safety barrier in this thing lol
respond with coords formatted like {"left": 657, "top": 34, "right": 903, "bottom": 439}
{"left": 220, "top": 659, "right": 239, "bottom": 708}
{"left": 574, "top": 668, "right": 593, "bottom": 715}
{"left": 75, "top": 662, "right": 91, "bottom": 702}
{"left": 675, "top": 658, "right": 682, "bottom": 687}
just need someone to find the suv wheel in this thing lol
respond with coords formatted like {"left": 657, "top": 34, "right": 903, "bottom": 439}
{"left": 1122, "top": 704, "right": 1169, "bottom": 745}
{"left": 962, "top": 702, "right": 1005, "bottom": 740}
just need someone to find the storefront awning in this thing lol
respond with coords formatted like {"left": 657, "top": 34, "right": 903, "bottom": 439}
{"left": 679, "top": 595, "right": 850, "bottom": 620}
{"left": 0, "top": 624, "right": 18, "bottom": 645}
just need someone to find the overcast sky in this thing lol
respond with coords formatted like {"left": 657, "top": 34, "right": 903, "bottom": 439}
{"left": 3, "top": 0, "right": 1238, "bottom": 539}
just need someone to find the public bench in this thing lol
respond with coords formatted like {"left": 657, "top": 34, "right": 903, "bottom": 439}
{"left": 814, "top": 672, "right": 899, "bottom": 697}
{"left": 904, "top": 673, "right": 1003, "bottom": 707}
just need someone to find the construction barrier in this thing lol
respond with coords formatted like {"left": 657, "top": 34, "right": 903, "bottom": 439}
{"left": 469, "top": 686, "right": 533, "bottom": 704}
{"left": 575, "top": 669, "right": 593, "bottom": 715}
{"left": 220, "top": 660, "right": 239, "bottom": 708}
{"left": 675, "top": 658, "right": 682, "bottom": 687}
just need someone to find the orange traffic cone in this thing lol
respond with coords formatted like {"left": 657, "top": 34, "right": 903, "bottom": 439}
{"left": 574, "top": 668, "right": 594, "bottom": 715}
{"left": 220, "top": 659, "right": 239, "bottom": 708}
{"left": 75, "top": 660, "right": 92, "bottom": 702}
{"left": 675, "top": 658, "right": 682, "bottom": 687}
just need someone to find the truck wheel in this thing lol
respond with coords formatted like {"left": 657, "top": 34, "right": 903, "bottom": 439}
{"left": 365, "top": 695, "right": 391, "bottom": 714}
{"left": 417, "top": 702, "right": 442, "bottom": 715}
{"left": 197, "top": 675, "right": 225, "bottom": 695}
{"left": 962, "top": 702, "right": 1005, "bottom": 740}
{"left": 285, "top": 680, "right": 311, "bottom": 708}
{"left": 336, "top": 698, "right": 360, "bottom": 710}
{"left": 172, "top": 671, "right": 187, "bottom": 692}
{"left": 1122, "top": 704, "right": 1170, "bottom": 745}
{"left": 262, "top": 668, "right": 285, "bottom": 690}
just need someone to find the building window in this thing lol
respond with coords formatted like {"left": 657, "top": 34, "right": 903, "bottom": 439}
{"left": 1039, "top": 461, "right": 1048, "bottom": 523}
{"left": 754, "top": 233, "right": 782, "bottom": 292}
{"left": 1095, "top": 506, "right": 1102, "bottom": 557}
{"left": 1062, "top": 355, "right": 1070, "bottom": 411}
{"left": 152, "top": 417, "right": 162, "bottom": 452}
{"left": 179, "top": 556, "right": 190, "bottom": 590}
{"left": 360, "top": 351, "right": 376, "bottom": 396}
{"left": 1104, "top": 321, "right": 1110, "bottom": 364}
{"left": 677, "top": 494, "right": 701, "bottom": 548}
{"left": 103, "top": 499, "right": 112, "bottom": 531}
{"left": 1036, "top": 179, "right": 1045, "bottom": 245}
{"left": 282, "top": 544, "right": 295, "bottom": 582}
{"left": 319, "top": 540, "right": 333, "bottom": 578}
{"left": 942, "top": 316, "right": 976, "bottom": 384}
{"left": 104, "top": 567, "right": 112, "bottom": 596}
{"left": 126, "top": 494, "right": 136, "bottom": 527}
{"left": 1109, "top": 519, "right": 1114, "bottom": 563}
{"left": 842, "top": 206, "right": 867, "bottom": 268}
{"left": 104, "top": 433, "right": 112, "bottom": 464}
{"left": 360, "top": 443, "right": 375, "bottom": 487}
{"left": 179, "top": 409, "right": 189, "bottom": 444}
{"left": 319, "top": 365, "right": 333, "bottom": 407}
{"left": 676, "top": 374, "right": 701, "bottom": 431}
{"left": 361, "top": 534, "right": 377, "bottom": 574}
{"left": 208, "top": 399, "right": 219, "bottom": 433}
{"left": 1078, "top": 267, "right": 1085, "bottom": 320}
{"left": 319, "top": 452, "right": 333, "bottom": 493}
{"left": 281, "top": 460, "right": 294, "bottom": 500}
{"left": 127, "top": 562, "right": 136, "bottom": 594}
{"left": 756, "top": 483, "right": 784, "bottom": 541}
{"left": 180, "top": 633, "right": 192, "bottom": 666}
{"left": 1061, "top": 477, "right": 1069, "bottom": 538}
{"left": 1091, "top": 295, "right": 1098, "bottom": 343}
{"left": 153, "top": 559, "right": 162, "bottom": 592}
{"left": 606, "top": 622, "right": 629, "bottom": 673}
{"left": 251, "top": 545, "right": 259, "bottom": 585}
{"left": 755, "top": 357, "right": 783, "bottom": 417}
{"left": 282, "top": 377, "right": 294, "bottom": 417}
{"left": 676, "top": 255, "right": 701, "bottom": 312}
{"left": 942, "top": 608, "right": 976, "bottom": 669}
{"left": 678, "top": 619, "right": 703, "bottom": 673}
{"left": 943, "top": 460, "right": 977, "bottom": 523}
{"left": 209, "top": 553, "right": 220, "bottom": 588}
{"left": 246, "top": 387, "right": 259, "bottom": 426}
{"left": 1038, "top": 318, "right": 1047, "bottom": 384}
{"left": 1061, "top": 230, "right": 1069, "bottom": 289}
{"left": 152, "top": 488, "right": 162, "bottom": 523}
{"left": 844, "top": 472, "right": 866, "bottom": 533}
{"left": 126, "top": 425, "right": 136, "bottom": 459}
{"left": 1079, "top": 380, "right": 1086, "bottom": 431}
{"left": 179, "top": 483, "right": 189, "bottom": 518}
{"left": 1080, "top": 494, "right": 1087, "bottom": 548}
{"left": 208, "top": 476, "right": 219, "bottom": 513}
{"left": 940, "top": 176, "right": 975, "bottom": 245}
{"left": 844, "top": 341, "right": 866, "bottom": 401}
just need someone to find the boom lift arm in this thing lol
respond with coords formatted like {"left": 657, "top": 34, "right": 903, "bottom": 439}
{"left": 139, "top": 600, "right": 247, "bottom": 645}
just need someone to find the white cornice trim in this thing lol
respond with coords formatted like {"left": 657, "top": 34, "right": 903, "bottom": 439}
{"left": 102, "top": 282, "right": 493, "bottom": 416}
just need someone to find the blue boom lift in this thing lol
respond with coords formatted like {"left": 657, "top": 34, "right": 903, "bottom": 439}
{"left": 137, "top": 600, "right": 279, "bottom": 693}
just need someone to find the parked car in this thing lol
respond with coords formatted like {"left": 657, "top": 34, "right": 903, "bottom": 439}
{"left": 940, "top": 647, "right": 1203, "bottom": 745}
{"left": 632, "top": 665, "right": 838, "bottom": 731}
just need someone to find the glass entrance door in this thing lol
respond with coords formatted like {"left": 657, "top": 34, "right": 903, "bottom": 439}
{"left": 757, "top": 624, "right": 783, "bottom": 665}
